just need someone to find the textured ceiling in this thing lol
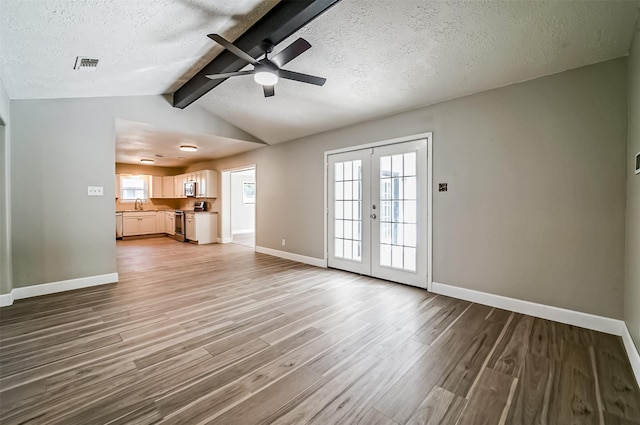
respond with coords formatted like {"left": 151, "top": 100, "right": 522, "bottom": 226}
{"left": 115, "top": 119, "right": 263, "bottom": 167}
{"left": 1, "top": 0, "right": 638, "bottom": 151}
{"left": 196, "top": 0, "right": 640, "bottom": 144}
{"left": 0, "top": 0, "right": 278, "bottom": 98}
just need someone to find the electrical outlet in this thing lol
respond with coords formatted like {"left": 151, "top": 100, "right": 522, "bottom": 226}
{"left": 88, "top": 186, "right": 104, "bottom": 196}
{"left": 438, "top": 183, "right": 448, "bottom": 192}
{"left": 282, "top": 239, "right": 286, "bottom": 246}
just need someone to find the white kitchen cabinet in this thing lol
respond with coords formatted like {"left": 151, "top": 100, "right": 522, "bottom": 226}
{"left": 165, "top": 211, "right": 175, "bottom": 235}
{"left": 150, "top": 176, "right": 163, "bottom": 198}
{"left": 174, "top": 174, "right": 186, "bottom": 198}
{"left": 186, "top": 212, "right": 217, "bottom": 244}
{"left": 185, "top": 212, "right": 196, "bottom": 241}
{"left": 156, "top": 211, "right": 165, "bottom": 233}
{"left": 195, "top": 170, "right": 217, "bottom": 198}
{"left": 122, "top": 212, "right": 157, "bottom": 236}
{"left": 162, "top": 176, "right": 175, "bottom": 198}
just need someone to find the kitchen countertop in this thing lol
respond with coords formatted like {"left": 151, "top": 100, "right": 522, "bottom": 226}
{"left": 117, "top": 210, "right": 217, "bottom": 213}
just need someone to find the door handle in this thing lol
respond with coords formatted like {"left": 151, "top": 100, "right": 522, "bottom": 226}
{"left": 371, "top": 213, "right": 377, "bottom": 219}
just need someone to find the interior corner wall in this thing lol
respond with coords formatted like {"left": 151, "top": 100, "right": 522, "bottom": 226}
{"left": 10, "top": 95, "right": 256, "bottom": 290}
{"left": 0, "top": 78, "right": 12, "bottom": 296}
{"left": 209, "top": 58, "right": 628, "bottom": 319}
{"left": 625, "top": 24, "right": 640, "bottom": 352}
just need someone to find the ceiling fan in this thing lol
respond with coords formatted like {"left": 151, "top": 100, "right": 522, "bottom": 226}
{"left": 205, "top": 34, "right": 326, "bottom": 97}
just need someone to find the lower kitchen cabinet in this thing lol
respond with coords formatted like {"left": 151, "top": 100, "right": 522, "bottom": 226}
{"left": 156, "top": 211, "right": 165, "bottom": 233}
{"left": 185, "top": 212, "right": 217, "bottom": 244}
{"left": 165, "top": 211, "right": 175, "bottom": 235}
{"left": 185, "top": 213, "right": 196, "bottom": 241}
{"left": 122, "top": 212, "right": 157, "bottom": 236}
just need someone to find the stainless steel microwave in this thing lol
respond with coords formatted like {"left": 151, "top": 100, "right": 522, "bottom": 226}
{"left": 184, "top": 181, "right": 196, "bottom": 197}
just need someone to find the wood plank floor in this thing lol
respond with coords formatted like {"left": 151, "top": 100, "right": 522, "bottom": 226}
{"left": 1, "top": 237, "right": 639, "bottom": 424}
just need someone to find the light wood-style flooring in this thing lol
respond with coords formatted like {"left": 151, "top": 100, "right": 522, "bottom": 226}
{"left": 1, "top": 237, "right": 639, "bottom": 424}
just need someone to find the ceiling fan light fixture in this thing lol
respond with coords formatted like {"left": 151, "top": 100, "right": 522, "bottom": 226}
{"left": 140, "top": 159, "right": 154, "bottom": 164}
{"left": 179, "top": 145, "right": 198, "bottom": 152}
{"left": 254, "top": 71, "right": 278, "bottom": 86}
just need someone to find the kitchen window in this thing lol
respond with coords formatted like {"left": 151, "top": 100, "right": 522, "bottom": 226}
{"left": 120, "top": 175, "right": 149, "bottom": 201}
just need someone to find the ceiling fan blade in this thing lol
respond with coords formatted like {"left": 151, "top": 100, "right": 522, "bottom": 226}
{"left": 263, "top": 85, "right": 275, "bottom": 97}
{"left": 271, "top": 38, "right": 312, "bottom": 68}
{"left": 205, "top": 70, "right": 254, "bottom": 80}
{"left": 278, "top": 69, "right": 326, "bottom": 86}
{"left": 207, "top": 34, "right": 259, "bottom": 65}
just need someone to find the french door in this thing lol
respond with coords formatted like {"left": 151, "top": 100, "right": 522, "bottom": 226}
{"left": 328, "top": 139, "right": 428, "bottom": 288}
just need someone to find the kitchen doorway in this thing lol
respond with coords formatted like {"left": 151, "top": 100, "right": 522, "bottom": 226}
{"left": 325, "top": 133, "right": 433, "bottom": 290}
{"left": 221, "top": 166, "right": 256, "bottom": 248}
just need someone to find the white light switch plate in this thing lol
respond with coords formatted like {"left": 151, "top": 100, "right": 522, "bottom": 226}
{"left": 88, "top": 186, "right": 104, "bottom": 196}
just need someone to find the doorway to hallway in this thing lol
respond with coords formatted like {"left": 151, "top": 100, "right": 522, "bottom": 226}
{"left": 226, "top": 167, "right": 256, "bottom": 248}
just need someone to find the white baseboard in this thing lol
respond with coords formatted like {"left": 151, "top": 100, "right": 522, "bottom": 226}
{"left": 232, "top": 229, "right": 255, "bottom": 235}
{"left": 432, "top": 281, "right": 640, "bottom": 387}
{"left": 622, "top": 324, "right": 640, "bottom": 388}
{"left": 0, "top": 273, "right": 119, "bottom": 307}
{"left": 221, "top": 237, "right": 233, "bottom": 244}
{"left": 0, "top": 292, "right": 13, "bottom": 307}
{"left": 255, "top": 246, "right": 326, "bottom": 268}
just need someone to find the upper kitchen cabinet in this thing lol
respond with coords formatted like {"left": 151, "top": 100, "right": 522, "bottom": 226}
{"left": 150, "top": 176, "right": 163, "bottom": 198}
{"left": 174, "top": 174, "right": 186, "bottom": 198}
{"left": 162, "top": 176, "right": 175, "bottom": 198}
{"left": 196, "top": 170, "right": 217, "bottom": 198}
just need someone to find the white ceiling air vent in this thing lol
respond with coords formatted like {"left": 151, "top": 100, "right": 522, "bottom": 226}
{"left": 74, "top": 56, "right": 99, "bottom": 71}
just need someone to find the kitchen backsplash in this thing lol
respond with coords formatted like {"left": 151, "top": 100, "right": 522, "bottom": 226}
{"left": 116, "top": 198, "right": 218, "bottom": 212}
{"left": 178, "top": 198, "right": 218, "bottom": 212}
{"left": 115, "top": 198, "right": 180, "bottom": 211}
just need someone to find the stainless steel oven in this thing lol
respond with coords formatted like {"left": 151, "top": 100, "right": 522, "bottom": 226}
{"left": 173, "top": 210, "right": 186, "bottom": 242}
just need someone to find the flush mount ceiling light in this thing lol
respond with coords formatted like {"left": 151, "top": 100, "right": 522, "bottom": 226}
{"left": 179, "top": 145, "right": 198, "bottom": 152}
{"left": 140, "top": 159, "right": 154, "bottom": 164}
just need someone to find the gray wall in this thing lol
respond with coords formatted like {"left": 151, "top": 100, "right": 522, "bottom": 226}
{"left": 231, "top": 171, "right": 255, "bottom": 234}
{"left": 626, "top": 25, "right": 640, "bottom": 352}
{"left": 201, "top": 58, "right": 628, "bottom": 319}
{"left": 0, "top": 78, "right": 11, "bottom": 295}
{"left": 9, "top": 95, "right": 257, "bottom": 290}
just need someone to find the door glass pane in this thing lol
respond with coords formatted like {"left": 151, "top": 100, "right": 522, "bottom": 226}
{"left": 380, "top": 178, "right": 392, "bottom": 200}
{"left": 335, "top": 201, "right": 343, "bottom": 219}
{"left": 404, "top": 247, "right": 417, "bottom": 271}
{"left": 404, "top": 152, "right": 417, "bottom": 176}
{"left": 335, "top": 163, "right": 343, "bottom": 181}
{"left": 335, "top": 181, "right": 344, "bottom": 200}
{"left": 335, "top": 220, "right": 344, "bottom": 238}
{"left": 404, "top": 177, "right": 417, "bottom": 200}
{"left": 335, "top": 239, "right": 344, "bottom": 257}
{"left": 392, "top": 154, "right": 403, "bottom": 175}
{"left": 404, "top": 200, "right": 417, "bottom": 223}
{"left": 344, "top": 220, "right": 353, "bottom": 239}
{"left": 333, "top": 159, "right": 362, "bottom": 262}
{"left": 380, "top": 244, "right": 391, "bottom": 267}
{"left": 378, "top": 152, "right": 418, "bottom": 272}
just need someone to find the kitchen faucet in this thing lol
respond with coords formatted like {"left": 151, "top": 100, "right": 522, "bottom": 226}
{"left": 134, "top": 198, "right": 143, "bottom": 211}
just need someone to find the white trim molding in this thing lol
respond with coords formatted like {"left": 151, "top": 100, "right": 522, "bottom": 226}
{"left": 622, "top": 324, "right": 640, "bottom": 387}
{"left": 0, "top": 292, "right": 13, "bottom": 307}
{"left": 255, "top": 246, "right": 326, "bottom": 269}
{"left": 432, "top": 281, "right": 640, "bottom": 387}
{"left": 0, "top": 273, "right": 119, "bottom": 307}
{"left": 232, "top": 229, "right": 255, "bottom": 235}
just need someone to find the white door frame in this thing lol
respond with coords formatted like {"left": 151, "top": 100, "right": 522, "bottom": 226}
{"left": 220, "top": 164, "right": 257, "bottom": 246}
{"left": 323, "top": 132, "right": 433, "bottom": 291}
